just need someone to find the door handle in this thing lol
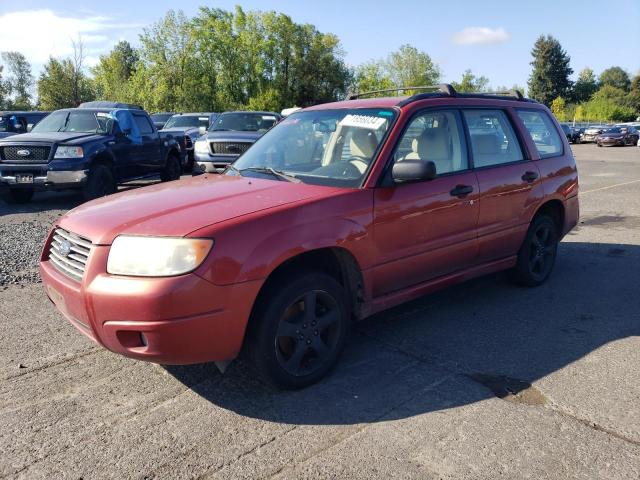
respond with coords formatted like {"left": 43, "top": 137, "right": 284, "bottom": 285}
{"left": 521, "top": 171, "right": 539, "bottom": 183}
{"left": 450, "top": 184, "right": 473, "bottom": 197}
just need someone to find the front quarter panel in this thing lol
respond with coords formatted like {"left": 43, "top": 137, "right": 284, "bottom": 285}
{"left": 190, "top": 188, "right": 374, "bottom": 286}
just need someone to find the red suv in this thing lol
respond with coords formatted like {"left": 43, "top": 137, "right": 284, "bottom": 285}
{"left": 40, "top": 85, "right": 579, "bottom": 389}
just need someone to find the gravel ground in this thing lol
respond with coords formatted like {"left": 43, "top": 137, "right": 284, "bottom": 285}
{"left": 1, "top": 145, "right": 639, "bottom": 479}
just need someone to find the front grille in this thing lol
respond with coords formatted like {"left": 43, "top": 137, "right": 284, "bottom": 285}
{"left": 184, "top": 136, "right": 193, "bottom": 149}
{"left": 48, "top": 228, "right": 92, "bottom": 281}
{"left": 210, "top": 141, "right": 252, "bottom": 156}
{"left": 0, "top": 145, "right": 51, "bottom": 162}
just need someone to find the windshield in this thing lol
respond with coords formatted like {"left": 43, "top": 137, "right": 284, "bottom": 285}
{"left": 0, "top": 117, "right": 9, "bottom": 132}
{"left": 603, "top": 127, "right": 621, "bottom": 133}
{"left": 229, "top": 108, "right": 396, "bottom": 187}
{"left": 32, "top": 110, "right": 113, "bottom": 134}
{"left": 164, "top": 115, "right": 209, "bottom": 129}
{"left": 151, "top": 113, "right": 173, "bottom": 122}
{"left": 211, "top": 112, "right": 277, "bottom": 132}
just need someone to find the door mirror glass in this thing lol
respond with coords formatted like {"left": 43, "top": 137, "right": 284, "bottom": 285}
{"left": 392, "top": 160, "right": 436, "bottom": 183}
{"left": 199, "top": 126, "right": 206, "bottom": 135}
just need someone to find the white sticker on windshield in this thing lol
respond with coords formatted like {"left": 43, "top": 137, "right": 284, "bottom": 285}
{"left": 198, "top": 117, "right": 208, "bottom": 121}
{"left": 262, "top": 115, "right": 276, "bottom": 120}
{"left": 96, "top": 112, "right": 111, "bottom": 118}
{"left": 339, "top": 114, "right": 386, "bottom": 130}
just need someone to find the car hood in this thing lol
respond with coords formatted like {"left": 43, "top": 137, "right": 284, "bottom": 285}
{"left": 204, "top": 130, "right": 263, "bottom": 142}
{"left": 0, "top": 132, "right": 102, "bottom": 144}
{"left": 598, "top": 132, "right": 623, "bottom": 138}
{"left": 161, "top": 126, "right": 200, "bottom": 137}
{"left": 58, "top": 175, "right": 340, "bottom": 245}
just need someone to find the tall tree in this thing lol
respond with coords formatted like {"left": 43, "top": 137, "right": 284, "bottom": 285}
{"left": 599, "top": 66, "right": 631, "bottom": 91}
{"left": 92, "top": 41, "right": 139, "bottom": 102}
{"left": 527, "top": 35, "right": 573, "bottom": 106}
{"left": 451, "top": 69, "right": 489, "bottom": 93}
{"left": 573, "top": 67, "right": 598, "bottom": 102}
{"left": 1, "top": 51, "right": 34, "bottom": 109}
{"left": 37, "top": 57, "right": 94, "bottom": 109}
{"left": 0, "top": 65, "right": 9, "bottom": 109}
{"left": 353, "top": 61, "right": 394, "bottom": 94}
{"left": 386, "top": 44, "right": 440, "bottom": 88}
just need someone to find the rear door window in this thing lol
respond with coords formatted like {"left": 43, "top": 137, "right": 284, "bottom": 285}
{"left": 463, "top": 109, "right": 524, "bottom": 168}
{"left": 516, "top": 109, "right": 563, "bottom": 158}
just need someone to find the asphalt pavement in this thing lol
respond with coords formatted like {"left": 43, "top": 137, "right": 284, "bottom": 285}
{"left": 1, "top": 144, "right": 639, "bottom": 479}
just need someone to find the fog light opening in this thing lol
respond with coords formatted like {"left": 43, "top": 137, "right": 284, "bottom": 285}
{"left": 140, "top": 332, "right": 148, "bottom": 347}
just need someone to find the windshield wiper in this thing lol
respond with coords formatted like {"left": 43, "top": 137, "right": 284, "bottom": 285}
{"left": 224, "top": 164, "right": 241, "bottom": 175}
{"left": 240, "top": 166, "right": 301, "bottom": 183}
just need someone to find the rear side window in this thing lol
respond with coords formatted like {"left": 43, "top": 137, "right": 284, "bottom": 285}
{"left": 516, "top": 109, "right": 563, "bottom": 158}
{"left": 133, "top": 114, "right": 154, "bottom": 134}
{"left": 463, "top": 109, "right": 524, "bottom": 168}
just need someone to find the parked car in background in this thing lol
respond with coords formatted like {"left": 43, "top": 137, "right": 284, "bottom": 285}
{"left": 39, "top": 85, "right": 579, "bottom": 389}
{"left": 161, "top": 112, "right": 218, "bottom": 170}
{"left": 581, "top": 125, "right": 607, "bottom": 142}
{"left": 596, "top": 126, "right": 640, "bottom": 147}
{"left": 150, "top": 112, "right": 175, "bottom": 131}
{"left": 0, "top": 111, "right": 50, "bottom": 138}
{"left": 193, "top": 111, "right": 280, "bottom": 173}
{"left": 560, "top": 124, "right": 581, "bottom": 143}
{"left": 0, "top": 101, "right": 183, "bottom": 204}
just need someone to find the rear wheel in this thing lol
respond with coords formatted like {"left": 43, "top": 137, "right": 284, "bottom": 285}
{"left": 161, "top": 154, "right": 181, "bottom": 182}
{"left": 510, "top": 215, "right": 559, "bottom": 287}
{"left": 0, "top": 188, "right": 34, "bottom": 204}
{"left": 82, "top": 163, "right": 116, "bottom": 201}
{"left": 247, "top": 271, "right": 350, "bottom": 389}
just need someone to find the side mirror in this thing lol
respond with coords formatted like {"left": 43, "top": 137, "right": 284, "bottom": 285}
{"left": 26, "top": 124, "right": 33, "bottom": 133}
{"left": 199, "top": 126, "right": 206, "bottom": 135}
{"left": 392, "top": 160, "right": 436, "bottom": 183}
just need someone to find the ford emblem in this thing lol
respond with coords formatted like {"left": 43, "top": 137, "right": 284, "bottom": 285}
{"left": 59, "top": 239, "right": 72, "bottom": 257}
{"left": 16, "top": 149, "right": 31, "bottom": 157}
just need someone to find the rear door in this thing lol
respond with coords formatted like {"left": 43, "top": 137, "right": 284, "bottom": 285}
{"left": 132, "top": 113, "right": 163, "bottom": 174}
{"left": 463, "top": 108, "right": 543, "bottom": 263}
{"left": 372, "top": 109, "right": 479, "bottom": 297}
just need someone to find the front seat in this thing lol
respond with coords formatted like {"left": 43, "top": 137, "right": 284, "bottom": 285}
{"left": 404, "top": 128, "right": 452, "bottom": 174}
{"left": 349, "top": 129, "right": 378, "bottom": 173}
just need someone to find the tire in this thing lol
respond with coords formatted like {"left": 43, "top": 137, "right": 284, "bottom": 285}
{"left": 83, "top": 163, "right": 116, "bottom": 201}
{"left": 510, "top": 215, "right": 559, "bottom": 287}
{"left": 247, "top": 271, "right": 351, "bottom": 389}
{"left": 0, "top": 188, "right": 34, "bottom": 204}
{"left": 597, "top": 142, "right": 602, "bottom": 147}
{"left": 161, "top": 154, "right": 181, "bottom": 182}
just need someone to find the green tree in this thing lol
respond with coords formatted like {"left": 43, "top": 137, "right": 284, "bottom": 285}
{"left": 627, "top": 74, "right": 640, "bottom": 113}
{"left": 386, "top": 44, "right": 440, "bottom": 89}
{"left": 599, "top": 66, "right": 630, "bottom": 91}
{"left": 92, "top": 41, "right": 139, "bottom": 102}
{"left": 527, "top": 35, "right": 573, "bottom": 106}
{"left": 573, "top": 67, "right": 598, "bottom": 102}
{"left": 0, "top": 65, "right": 9, "bottom": 109}
{"left": 583, "top": 85, "right": 635, "bottom": 122}
{"left": 352, "top": 61, "right": 394, "bottom": 94}
{"left": 37, "top": 57, "right": 94, "bottom": 109}
{"left": 451, "top": 69, "right": 489, "bottom": 93}
{"left": 550, "top": 96, "right": 567, "bottom": 121}
{"left": 1, "top": 51, "right": 34, "bottom": 109}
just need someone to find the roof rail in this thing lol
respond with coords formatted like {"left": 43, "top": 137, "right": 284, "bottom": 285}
{"left": 78, "top": 101, "right": 144, "bottom": 110}
{"left": 346, "top": 84, "right": 456, "bottom": 100}
{"left": 458, "top": 90, "right": 525, "bottom": 100}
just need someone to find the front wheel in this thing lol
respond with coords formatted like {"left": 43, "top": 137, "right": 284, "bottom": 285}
{"left": 83, "top": 164, "right": 116, "bottom": 201}
{"left": 0, "top": 188, "right": 34, "bottom": 204}
{"left": 247, "top": 271, "right": 350, "bottom": 389}
{"left": 510, "top": 215, "right": 559, "bottom": 287}
{"left": 161, "top": 154, "right": 181, "bottom": 182}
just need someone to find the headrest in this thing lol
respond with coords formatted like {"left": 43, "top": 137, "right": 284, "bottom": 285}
{"left": 416, "top": 128, "right": 449, "bottom": 161}
{"left": 471, "top": 134, "right": 500, "bottom": 155}
{"left": 350, "top": 129, "right": 378, "bottom": 158}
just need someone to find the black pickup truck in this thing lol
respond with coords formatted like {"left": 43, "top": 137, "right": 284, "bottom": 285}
{"left": 0, "top": 102, "right": 184, "bottom": 203}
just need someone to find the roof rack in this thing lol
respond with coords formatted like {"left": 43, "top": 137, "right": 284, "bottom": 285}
{"left": 78, "top": 101, "right": 144, "bottom": 110}
{"left": 346, "top": 84, "right": 456, "bottom": 100}
{"left": 397, "top": 86, "right": 529, "bottom": 106}
{"left": 459, "top": 90, "right": 524, "bottom": 100}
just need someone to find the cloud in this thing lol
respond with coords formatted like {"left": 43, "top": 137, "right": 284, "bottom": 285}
{"left": 0, "top": 9, "right": 140, "bottom": 66}
{"left": 451, "top": 27, "right": 510, "bottom": 45}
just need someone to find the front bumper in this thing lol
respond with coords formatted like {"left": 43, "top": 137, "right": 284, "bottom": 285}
{"left": 40, "top": 242, "right": 262, "bottom": 364}
{"left": 194, "top": 152, "right": 239, "bottom": 174}
{"left": 597, "top": 138, "right": 624, "bottom": 146}
{"left": 0, "top": 162, "right": 87, "bottom": 190}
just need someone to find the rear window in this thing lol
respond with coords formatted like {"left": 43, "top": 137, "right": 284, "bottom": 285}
{"left": 517, "top": 110, "right": 563, "bottom": 158}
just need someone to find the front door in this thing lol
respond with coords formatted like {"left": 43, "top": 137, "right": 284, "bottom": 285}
{"left": 372, "top": 109, "right": 480, "bottom": 297}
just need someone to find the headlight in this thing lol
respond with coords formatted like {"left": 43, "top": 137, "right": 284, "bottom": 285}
{"left": 107, "top": 236, "right": 213, "bottom": 277}
{"left": 54, "top": 146, "right": 84, "bottom": 158}
{"left": 195, "top": 140, "right": 209, "bottom": 154}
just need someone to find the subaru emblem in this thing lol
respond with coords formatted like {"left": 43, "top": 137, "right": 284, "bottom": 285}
{"left": 16, "top": 149, "right": 31, "bottom": 157}
{"left": 59, "top": 239, "right": 72, "bottom": 257}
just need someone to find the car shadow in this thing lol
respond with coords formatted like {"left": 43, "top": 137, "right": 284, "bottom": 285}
{"left": 169, "top": 240, "right": 639, "bottom": 425}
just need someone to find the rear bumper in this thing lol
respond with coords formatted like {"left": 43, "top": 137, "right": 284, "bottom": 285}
{"left": 40, "top": 245, "right": 262, "bottom": 364}
{"left": 563, "top": 195, "right": 579, "bottom": 237}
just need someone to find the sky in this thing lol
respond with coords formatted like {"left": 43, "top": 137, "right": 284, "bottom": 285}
{"left": 0, "top": 0, "right": 638, "bottom": 92}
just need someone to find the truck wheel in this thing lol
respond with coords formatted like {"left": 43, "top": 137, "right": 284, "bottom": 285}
{"left": 161, "top": 154, "right": 181, "bottom": 182}
{"left": 0, "top": 189, "right": 34, "bottom": 204}
{"left": 509, "top": 214, "right": 558, "bottom": 287}
{"left": 247, "top": 271, "right": 350, "bottom": 389}
{"left": 83, "top": 164, "right": 116, "bottom": 201}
